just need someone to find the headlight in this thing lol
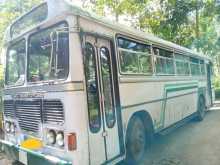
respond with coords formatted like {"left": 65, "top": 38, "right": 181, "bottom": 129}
{"left": 10, "top": 123, "right": 15, "bottom": 133}
{"left": 5, "top": 122, "right": 11, "bottom": 133}
{"left": 46, "top": 130, "right": 56, "bottom": 145}
{"left": 56, "top": 131, "right": 64, "bottom": 147}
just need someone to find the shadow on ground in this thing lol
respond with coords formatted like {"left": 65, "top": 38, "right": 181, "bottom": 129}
{"left": 120, "top": 110, "right": 220, "bottom": 165}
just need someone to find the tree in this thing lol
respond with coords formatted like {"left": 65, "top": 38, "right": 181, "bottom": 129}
{"left": 91, "top": 0, "right": 220, "bottom": 74}
{"left": 0, "top": 0, "right": 43, "bottom": 48}
{"left": 0, "top": 0, "right": 43, "bottom": 90}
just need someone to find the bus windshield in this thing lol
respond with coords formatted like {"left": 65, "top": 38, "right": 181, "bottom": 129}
{"left": 28, "top": 23, "right": 69, "bottom": 82}
{"left": 6, "top": 39, "right": 26, "bottom": 86}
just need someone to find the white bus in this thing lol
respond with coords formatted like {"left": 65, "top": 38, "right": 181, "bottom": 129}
{"left": 1, "top": 1, "right": 214, "bottom": 165}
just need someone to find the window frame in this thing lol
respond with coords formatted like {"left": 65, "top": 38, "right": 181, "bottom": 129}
{"left": 5, "top": 38, "right": 26, "bottom": 86}
{"left": 84, "top": 42, "right": 102, "bottom": 133}
{"left": 116, "top": 35, "right": 153, "bottom": 76}
{"left": 100, "top": 46, "right": 116, "bottom": 128}
{"left": 153, "top": 46, "right": 175, "bottom": 76}
{"left": 10, "top": 3, "right": 48, "bottom": 38}
{"left": 190, "top": 57, "right": 201, "bottom": 76}
{"left": 27, "top": 21, "right": 69, "bottom": 84}
{"left": 115, "top": 34, "right": 208, "bottom": 77}
{"left": 174, "top": 53, "right": 190, "bottom": 76}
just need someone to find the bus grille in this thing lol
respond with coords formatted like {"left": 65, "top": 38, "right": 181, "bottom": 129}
{"left": 3, "top": 100, "right": 15, "bottom": 118}
{"left": 43, "top": 100, "right": 64, "bottom": 124}
{"left": 16, "top": 100, "right": 42, "bottom": 133}
{"left": 3, "top": 99, "right": 64, "bottom": 134}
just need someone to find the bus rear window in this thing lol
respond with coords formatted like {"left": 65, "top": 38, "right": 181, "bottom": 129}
{"left": 28, "top": 23, "right": 69, "bottom": 82}
{"left": 10, "top": 3, "right": 48, "bottom": 38}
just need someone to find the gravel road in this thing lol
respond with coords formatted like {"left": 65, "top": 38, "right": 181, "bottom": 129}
{"left": 142, "top": 110, "right": 220, "bottom": 165}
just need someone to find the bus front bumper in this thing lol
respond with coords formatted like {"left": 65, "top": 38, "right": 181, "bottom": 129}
{"left": 0, "top": 139, "right": 72, "bottom": 165}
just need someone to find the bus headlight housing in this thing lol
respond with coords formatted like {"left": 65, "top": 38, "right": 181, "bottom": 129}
{"left": 5, "top": 121, "right": 11, "bottom": 133}
{"left": 56, "top": 131, "right": 64, "bottom": 147}
{"left": 46, "top": 130, "right": 56, "bottom": 145}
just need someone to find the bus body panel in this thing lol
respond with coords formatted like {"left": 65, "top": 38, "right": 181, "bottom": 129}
{"left": 119, "top": 77, "right": 208, "bottom": 130}
{"left": 3, "top": 87, "right": 90, "bottom": 165}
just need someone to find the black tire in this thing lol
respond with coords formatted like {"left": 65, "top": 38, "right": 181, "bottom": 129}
{"left": 125, "top": 115, "right": 152, "bottom": 165}
{"left": 197, "top": 96, "right": 206, "bottom": 121}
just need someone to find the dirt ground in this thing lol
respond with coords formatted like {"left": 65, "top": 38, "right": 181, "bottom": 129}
{"left": 1, "top": 110, "right": 220, "bottom": 165}
{"left": 142, "top": 109, "right": 220, "bottom": 165}
{"left": 0, "top": 151, "right": 12, "bottom": 165}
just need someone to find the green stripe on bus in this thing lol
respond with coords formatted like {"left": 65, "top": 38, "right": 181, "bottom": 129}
{"left": 156, "top": 82, "right": 198, "bottom": 129}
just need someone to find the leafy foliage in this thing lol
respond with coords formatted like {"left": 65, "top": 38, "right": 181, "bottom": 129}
{"left": 90, "top": 0, "right": 220, "bottom": 75}
{"left": 0, "top": 0, "right": 43, "bottom": 47}
{"left": 0, "top": 0, "right": 43, "bottom": 88}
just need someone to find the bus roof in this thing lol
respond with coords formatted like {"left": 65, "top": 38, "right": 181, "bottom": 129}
{"left": 5, "top": 0, "right": 212, "bottom": 61}
{"left": 66, "top": 3, "right": 211, "bottom": 61}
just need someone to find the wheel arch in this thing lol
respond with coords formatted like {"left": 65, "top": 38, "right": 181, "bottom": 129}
{"left": 125, "top": 110, "right": 154, "bottom": 144}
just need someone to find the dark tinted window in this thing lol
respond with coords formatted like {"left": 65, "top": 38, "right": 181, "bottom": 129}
{"left": 100, "top": 47, "right": 115, "bottom": 128}
{"left": 84, "top": 42, "right": 101, "bottom": 132}
{"left": 118, "top": 37, "right": 151, "bottom": 53}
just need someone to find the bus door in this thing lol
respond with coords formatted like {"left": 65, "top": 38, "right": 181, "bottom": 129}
{"left": 206, "top": 63, "right": 213, "bottom": 105}
{"left": 83, "top": 35, "right": 124, "bottom": 164}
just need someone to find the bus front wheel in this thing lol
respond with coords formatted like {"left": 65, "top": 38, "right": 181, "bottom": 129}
{"left": 125, "top": 115, "right": 151, "bottom": 164}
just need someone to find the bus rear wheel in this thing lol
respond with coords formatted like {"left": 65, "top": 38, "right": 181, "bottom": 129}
{"left": 125, "top": 115, "right": 150, "bottom": 164}
{"left": 197, "top": 96, "right": 206, "bottom": 121}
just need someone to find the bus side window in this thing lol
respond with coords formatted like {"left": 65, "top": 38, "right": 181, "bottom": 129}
{"left": 117, "top": 37, "right": 152, "bottom": 74}
{"left": 190, "top": 57, "right": 200, "bottom": 76}
{"left": 153, "top": 47, "right": 174, "bottom": 75}
{"left": 175, "top": 54, "right": 190, "bottom": 75}
{"left": 84, "top": 42, "right": 101, "bottom": 133}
